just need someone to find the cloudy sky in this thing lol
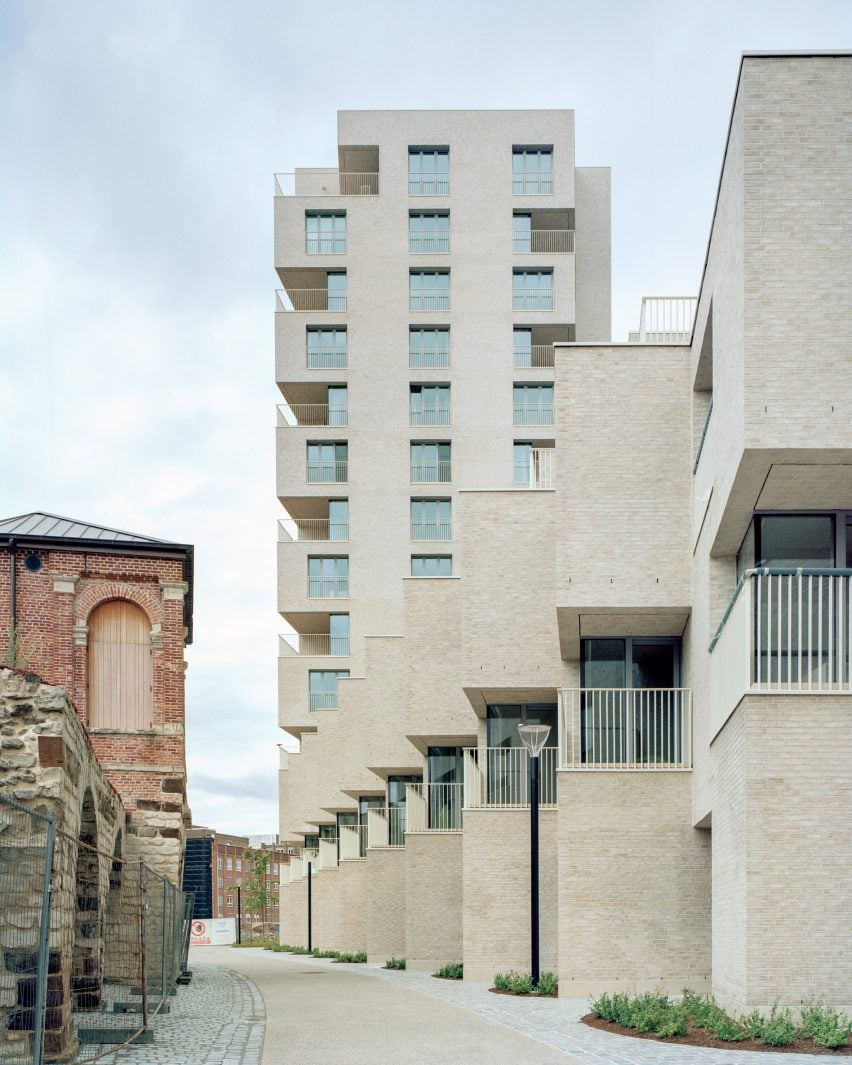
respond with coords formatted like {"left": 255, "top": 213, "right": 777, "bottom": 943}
{"left": 0, "top": 1, "right": 847, "bottom": 833}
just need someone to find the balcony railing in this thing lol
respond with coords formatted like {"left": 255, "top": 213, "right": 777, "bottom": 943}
{"left": 463, "top": 747, "right": 558, "bottom": 807}
{"left": 309, "top": 691, "right": 339, "bottom": 710}
{"left": 635, "top": 296, "right": 697, "bottom": 343}
{"left": 409, "top": 292, "right": 450, "bottom": 312}
{"left": 275, "top": 172, "right": 379, "bottom": 196}
{"left": 306, "top": 461, "right": 348, "bottom": 483}
{"left": 410, "top": 461, "right": 452, "bottom": 483}
{"left": 514, "top": 448, "right": 554, "bottom": 489}
{"left": 318, "top": 837, "right": 338, "bottom": 870}
{"left": 406, "top": 783, "right": 462, "bottom": 832}
{"left": 512, "top": 174, "right": 553, "bottom": 195}
{"left": 513, "top": 230, "right": 575, "bottom": 254}
{"left": 279, "top": 633, "right": 350, "bottom": 657}
{"left": 409, "top": 176, "right": 449, "bottom": 196}
{"left": 305, "top": 235, "right": 347, "bottom": 254}
{"left": 513, "top": 344, "right": 555, "bottom": 368}
{"left": 513, "top": 404, "right": 554, "bottom": 426}
{"left": 410, "top": 521, "right": 451, "bottom": 541}
{"left": 278, "top": 518, "right": 349, "bottom": 542}
{"left": 560, "top": 689, "right": 693, "bottom": 769}
{"left": 512, "top": 288, "right": 554, "bottom": 311}
{"left": 409, "top": 348, "right": 450, "bottom": 369}
{"left": 410, "top": 232, "right": 450, "bottom": 253}
{"left": 307, "top": 576, "right": 349, "bottom": 598}
{"left": 278, "top": 404, "right": 348, "bottom": 428}
{"left": 710, "top": 569, "right": 852, "bottom": 731}
{"left": 306, "top": 347, "right": 347, "bottom": 369}
{"left": 339, "top": 824, "right": 367, "bottom": 860}
{"left": 277, "top": 288, "right": 348, "bottom": 312}
{"left": 409, "top": 408, "right": 451, "bottom": 427}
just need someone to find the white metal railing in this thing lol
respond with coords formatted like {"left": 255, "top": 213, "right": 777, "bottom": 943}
{"left": 305, "top": 235, "right": 347, "bottom": 254}
{"left": 409, "top": 348, "right": 450, "bottom": 369}
{"left": 409, "top": 176, "right": 449, "bottom": 196}
{"left": 276, "top": 288, "right": 348, "bottom": 312}
{"left": 410, "top": 461, "right": 452, "bottom": 483}
{"left": 278, "top": 518, "right": 349, "bottom": 542}
{"left": 307, "top": 576, "right": 349, "bottom": 598}
{"left": 514, "top": 447, "right": 554, "bottom": 489}
{"left": 388, "top": 807, "right": 407, "bottom": 846}
{"left": 513, "top": 344, "right": 555, "bottom": 368}
{"left": 513, "top": 230, "right": 574, "bottom": 254}
{"left": 306, "top": 348, "right": 347, "bottom": 369}
{"left": 406, "top": 783, "right": 463, "bottom": 831}
{"left": 513, "top": 404, "right": 554, "bottom": 426}
{"left": 318, "top": 837, "right": 338, "bottom": 870}
{"left": 560, "top": 689, "right": 692, "bottom": 769}
{"left": 306, "top": 461, "right": 348, "bottom": 483}
{"left": 512, "top": 288, "right": 553, "bottom": 311}
{"left": 409, "top": 293, "right": 450, "bottom": 312}
{"left": 367, "top": 808, "right": 389, "bottom": 849}
{"left": 275, "top": 172, "right": 379, "bottom": 196}
{"left": 709, "top": 570, "right": 852, "bottom": 733}
{"left": 288, "top": 855, "right": 303, "bottom": 882}
{"left": 409, "top": 408, "right": 450, "bottom": 427}
{"left": 277, "top": 404, "right": 348, "bottom": 428}
{"left": 410, "top": 232, "right": 450, "bottom": 253}
{"left": 463, "top": 747, "right": 558, "bottom": 807}
{"left": 309, "top": 691, "right": 338, "bottom": 710}
{"left": 636, "top": 297, "right": 697, "bottom": 343}
{"left": 410, "top": 522, "right": 451, "bottom": 541}
{"left": 279, "top": 633, "right": 350, "bottom": 657}
{"left": 339, "top": 824, "right": 366, "bottom": 861}
{"left": 512, "top": 174, "right": 553, "bottom": 195}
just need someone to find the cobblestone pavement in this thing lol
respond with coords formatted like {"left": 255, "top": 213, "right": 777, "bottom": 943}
{"left": 83, "top": 952, "right": 264, "bottom": 1065}
{"left": 86, "top": 947, "right": 837, "bottom": 1065}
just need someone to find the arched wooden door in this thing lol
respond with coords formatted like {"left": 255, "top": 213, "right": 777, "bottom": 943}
{"left": 88, "top": 600, "right": 152, "bottom": 729}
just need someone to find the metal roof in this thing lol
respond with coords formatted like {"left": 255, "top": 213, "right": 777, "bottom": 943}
{"left": 0, "top": 512, "right": 170, "bottom": 544}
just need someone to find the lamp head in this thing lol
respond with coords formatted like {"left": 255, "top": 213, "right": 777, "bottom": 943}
{"left": 517, "top": 722, "right": 551, "bottom": 757}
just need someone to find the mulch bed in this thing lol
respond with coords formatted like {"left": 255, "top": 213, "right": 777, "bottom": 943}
{"left": 432, "top": 974, "right": 462, "bottom": 981}
{"left": 582, "top": 1014, "right": 852, "bottom": 1055}
{"left": 490, "top": 987, "right": 559, "bottom": 999}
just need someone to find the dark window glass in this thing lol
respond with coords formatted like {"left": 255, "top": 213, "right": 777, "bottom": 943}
{"left": 756, "top": 515, "right": 835, "bottom": 568}
{"left": 582, "top": 639, "right": 627, "bottom": 688}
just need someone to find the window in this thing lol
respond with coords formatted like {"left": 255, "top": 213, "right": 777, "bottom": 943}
{"left": 306, "top": 442, "right": 348, "bottom": 482}
{"left": 410, "top": 385, "right": 450, "bottom": 426}
{"left": 226, "top": 857, "right": 233, "bottom": 871}
{"left": 217, "top": 877, "right": 224, "bottom": 888}
{"left": 271, "top": 882, "right": 278, "bottom": 892}
{"left": 512, "top": 213, "right": 532, "bottom": 252}
{"left": 326, "top": 386, "right": 348, "bottom": 426}
{"left": 217, "top": 857, "right": 223, "bottom": 868}
{"left": 411, "top": 499, "right": 451, "bottom": 541}
{"left": 409, "top": 212, "right": 449, "bottom": 253}
{"left": 409, "top": 328, "right": 449, "bottom": 369}
{"left": 329, "top": 614, "right": 350, "bottom": 656}
{"left": 308, "top": 557, "right": 349, "bottom": 598}
{"left": 513, "top": 442, "right": 554, "bottom": 488}
{"left": 306, "top": 327, "right": 347, "bottom": 369}
{"left": 409, "top": 147, "right": 449, "bottom": 196}
{"left": 513, "top": 384, "right": 553, "bottom": 425}
{"left": 513, "top": 269, "right": 553, "bottom": 310}
{"left": 410, "top": 442, "right": 451, "bottom": 482}
{"left": 426, "top": 747, "right": 462, "bottom": 829}
{"left": 411, "top": 555, "right": 452, "bottom": 577}
{"left": 486, "top": 704, "right": 558, "bottom": 804}
{"left": 88, "top": 600, "right": 153, "bottom": 729}
{"left": 218, "top": 895, "right": 224, "bottom": 909}
{"left": 582, "top": 639, "right": 681, "bottom": 689}
{"left": 410, "top": 271, "right": 449, "bottom": 311}
{"left": 513, "top": 328, "right": 533, "bottom": 367}
{"left": 273, "top": 863, "right": 279, "bottom": 875}
{"left": 756, "top": 515, "right": 835, "bottom": 568}
{"left": 236, "top": 859, "right": 242, "bottom": 871}
{"left": 226, "top": 895, "right": 233, "bottom": 906}
{"left": 326, "top": 273, "right": 347, "bottom": 311}
{"left": 387, "top": 775, "right": 420, "bottom": 845}
{"left": 513, "top": 442, "right": 532, "bottom": 483}
{"left": 305, "top": 212, "right": 346, "bottom": 254}
{"left": 309, "top": 670, "right": 350, "bottom": 710}
{"left": 328, "top": 499, "right": 349, "bottom": 541}
{"left": 512, "top": 147, "right": 553, "bottom": 194}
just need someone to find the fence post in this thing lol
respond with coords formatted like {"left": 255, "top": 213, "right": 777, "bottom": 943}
{"left": 140, "top": 866, "right": 149, "bottom": 1029}
{"left": 32, "top": 813, "right": 56, "bottom": 1065}
{"left": 236, "top": 886, "right": 241, "bottom": 944}
{"left": 161, "top": 877, "right": 168, "bottom": 1004}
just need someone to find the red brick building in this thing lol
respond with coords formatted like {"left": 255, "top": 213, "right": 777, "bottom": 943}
{"left": 0, "top": 512, "right": 194, "bottom": 882}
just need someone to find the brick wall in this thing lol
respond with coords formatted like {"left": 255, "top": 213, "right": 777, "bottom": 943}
{"left": 404, "top": 833, "right": 463, "bottom": 971}
{"left": 367, "top": 848, "right": 406, "bottom": 962}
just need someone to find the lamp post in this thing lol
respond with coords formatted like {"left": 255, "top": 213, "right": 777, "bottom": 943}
{"left": 307, "top": 860, "right": 312, "bottom": 953}
{"left": 518, "top": 722, "right": 550, "bottom": 988}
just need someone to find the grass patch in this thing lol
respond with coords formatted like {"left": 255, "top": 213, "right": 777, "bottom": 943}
{"left": 333, "top": 951, "right": 367, "bottom": 963}
{"left": 433, "top": 962, "right": 463, "bottom": 979}
{"left": 232, "top": 939, "right": 278, "bottom": 949}
{"left": 384, "top": 957, "right": 406, "bottom": 970}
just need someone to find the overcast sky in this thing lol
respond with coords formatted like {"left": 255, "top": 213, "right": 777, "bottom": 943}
{"left": 0, "top": 1, "right": 847, "bottom": 834}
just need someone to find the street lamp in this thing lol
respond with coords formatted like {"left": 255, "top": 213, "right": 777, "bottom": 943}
{"left": 518, "top": 721, "right": 550, "bottom": 987}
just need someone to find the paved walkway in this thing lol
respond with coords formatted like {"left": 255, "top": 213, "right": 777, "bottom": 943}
{"left": 94, "top": 947, "right": 837, "bottom": 1065}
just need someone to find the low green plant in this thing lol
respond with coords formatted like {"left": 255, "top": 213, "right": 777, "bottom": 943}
{"left": 333, "top": 951, "right": 367, "bottom": 963}
{"left": 289, "top": 945, "right": 312, "bottom": 955}
{"left": 712, "top": 1016, "right": 748, "bottom": 1042}
{"left": 493, "top": 971, "right": 533, "bottom": 994}
{"left": 534, "top": 971, "right": 558, "bottom": 996}
{"left": 312, "top": 949, "right": 340, "bottom": 959}
{"left": 233, "top": 939, "right": 278, "bottom": 950}
{"left": 384, "top": 957, "right": 406, "bottom": 970}
{"left": 434, "top": 962, "right": 463, "bottom": 979}
{"left": 628, "top": 991, "right": 672, "bottom": 1033}
{"left": 740, "top": 1008, "right": 765, "bottom": 1039}
{"left": 680, "top": 989, "right": 727, "bottom": 1031}
{"left": 760, "top": 1004, "right": 796, "bottom": 1047}
{"left": 799, "top": 1001, "right": 851, "bottom": 1049}
{"left": 656, "top": 1007, "right": 689, "bottom": 1039}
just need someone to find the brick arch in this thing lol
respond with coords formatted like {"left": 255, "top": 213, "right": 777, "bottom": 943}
{"left": 76, "top": 583, "right": 163, "bottom": 630}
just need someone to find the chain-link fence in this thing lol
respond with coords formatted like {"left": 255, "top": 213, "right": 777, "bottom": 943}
{"left": 0, "top": 794, "right": 191, "bottom": 1065}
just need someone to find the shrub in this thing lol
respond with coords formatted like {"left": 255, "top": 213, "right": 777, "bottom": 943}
{"left": 628, "top": 991, "right": 671, "bottom": 1033}
{"left": 534, "top": 972, "right": 558, "bottom": 996}
{"left": 589, "top": 992, "right": 616, "bottom": 1022}
{"left": 712, "top": 1016, "right": 748, "bottom": 1042}
{"left": 611, "top": 992, "right": 634, "bottom": 1027}
{"left": 760, "top": 1005, "right": 796, "bottom": 1047}
{"left": 680, "top": 989, "right": 727, "bottom": 1031}
{"left": 313, "top": 949, "right": 340, "bottom": 959}
{"left": 656, "top": 1007, "right": 689, "bottom": 1039}
{"left": 509, "top": 972, "right": 533, "bottom": 994}
{"left": 334, "top": 951, "right": 367, "bottom": 963}
{"left": 740, "top": 1009, "right": 766, "bottom": 1040}
{"left": 493, "top": 971, "right": 513, "bottom": 991}
{"left": 434, "top": 962, "right": 463, "bottom": 979}
{"left": 800, "top": 1000, "right": 851, "bottom": 1048}
{"left": 385, "top": 957, "right": 406, "bottom": 970}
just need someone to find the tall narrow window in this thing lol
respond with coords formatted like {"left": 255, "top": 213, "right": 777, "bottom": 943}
{"left": 88, "top": 600, "right": 152, "bottom": 729}
{"left": 305, "top": 212, "right": 346, "bottom": 254}
{"left": 329, "top": 614, "right": 349, "bottom": 656}
{"left": 409, "top": 328, "right": 449, "bottom": 369}
{"left": 512, "top": 147, "right": 553, "bottom": 194}
{"left": 409, "top": 148, "right": 449, "bottom": 196}
{"left": 512, "top": 213, "right": 532, "bottom": 252}
{"left": 326, "top": 273, "right": 347, "bottom": 311}
{"left": 410, "top": 271, "right": 450, "bottom": 311}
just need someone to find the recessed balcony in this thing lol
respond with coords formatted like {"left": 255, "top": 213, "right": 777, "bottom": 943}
{"left": 463, "top": 746, "right": 558, "bottom": 808}
{"left": 279, "top": 517, "right": 349, "bottom": 543}
{"left": 277, "top": 403, "right": 348, "bottom": 428}
{"left": 629, "top": 296, "right": 697, "bottom": 343}
{"left": 513, "top": 208, "right": 575, "bottom": 254}
{"left": 279, "top": 632, "right": 350, "bottom": 657}
{"left": 405, "top": 782, "right": 463, "bottom": 832}
{"left": 513, "top": 446, "right": 554, "bottom": 489}
{"left": 275, "top": 147, "right": 380, "bottom": 197}
{"left": 513, "top": 324, "right": 575, "bottom": 368}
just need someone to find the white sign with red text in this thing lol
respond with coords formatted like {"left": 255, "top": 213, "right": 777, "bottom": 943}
{"left": 190, "top": 918, "right": 236, "bottom": 946}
